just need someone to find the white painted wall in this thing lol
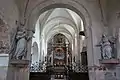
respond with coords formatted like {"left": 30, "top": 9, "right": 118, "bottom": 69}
{"left": 0, "top": 54, "right": 9, "bottom": 80}
{"left": 31, "top": 20, "right": 41, "bottom": 63}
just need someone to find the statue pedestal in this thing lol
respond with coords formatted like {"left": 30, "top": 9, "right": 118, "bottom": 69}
{"left": 7, "top": 60, "right": 30, "bottom": 80}
{"left": 99, "top": 59, "right": 120, "bottom": 64}
{"left": 10, "top": 60, "right": 29, "bottom": 67}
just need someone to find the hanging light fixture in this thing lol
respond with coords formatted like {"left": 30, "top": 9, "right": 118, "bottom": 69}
{"left": 79, "top": 31, "right": 85, "bottom": 36}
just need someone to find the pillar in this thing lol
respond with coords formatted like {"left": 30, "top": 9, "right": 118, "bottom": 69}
{"left": 7, "top": 60, "right": 30, "bottom": 80}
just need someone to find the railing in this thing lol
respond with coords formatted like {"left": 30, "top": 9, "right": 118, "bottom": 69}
{"left": 30, "top": 62, "right": 46, "bottom": 72}
{"left": 30, "top": 62, "right": 88, "bottom": 73}
{"left": 73, "top": 64, "right": 88, "bottom": 72}
{"left": 72, "top": 62, "right": 88, "bottom": 73}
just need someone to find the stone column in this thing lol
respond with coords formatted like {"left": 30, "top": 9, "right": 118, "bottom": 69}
{"left": 66, "top": 43, "right": 69, "bottom": 65}
{"left": 116, "top": 28, "right": 120, "bottom": 58}
{"left": 116, "top": 65, "right": 120, "bottom": 80}
{"left": 75, "top": 34, "right": 78, "bottom": 63}
{"left": 6, "top": 60, "right": 30, "bottom": 80}
{"left": 104, "top": 67, "right": 116, "bottom": 80}
{"left": 72, "top": 39, "right": 75, "bottom": 63}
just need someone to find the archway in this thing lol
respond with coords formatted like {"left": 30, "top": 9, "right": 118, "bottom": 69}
{"left": 26, "top": 0, "right": 93, "bottom": 67}
{"left": 29, "top": 6, "right": 91, "bottom": 80}
{"left": 27, "top": 0, "right": 93, "bottom": 73}
{"left": 6, "top": 1, "right": 94, "bottom": 80}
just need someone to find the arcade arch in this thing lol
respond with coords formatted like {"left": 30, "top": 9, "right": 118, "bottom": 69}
{"left": 26, "top": 0, "right": 93, "bottom": 72}
{"left": 29, "top": 7, "right": 90, "bottom": 76}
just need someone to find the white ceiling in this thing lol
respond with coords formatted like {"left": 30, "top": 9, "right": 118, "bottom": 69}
{"left": 36, "top": 8, "right": 83, "bottom": 43}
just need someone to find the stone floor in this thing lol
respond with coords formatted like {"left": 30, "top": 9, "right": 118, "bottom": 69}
{"left": 54, "top": 79, "right": 66, "bottom": 80}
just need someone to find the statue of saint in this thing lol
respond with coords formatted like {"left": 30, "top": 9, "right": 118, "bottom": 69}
{"left": 9, "top": 22, "right": 34, "bottom": 60}
{"left": 97, "top": 34, "right": 113, "bottom": 59}
{"left": 12, "top": 27, "right": 27, "bottom": 59}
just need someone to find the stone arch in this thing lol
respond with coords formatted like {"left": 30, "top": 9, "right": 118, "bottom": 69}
{"left": 27, "top": 0, "right": 92, "bottom": 33}
{"left": 26, "top": 0, "right": 93, "bottom": 70}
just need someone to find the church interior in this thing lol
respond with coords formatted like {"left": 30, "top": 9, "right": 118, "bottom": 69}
{"left": 0, "top": 0, "right": 120, "bottom": 80}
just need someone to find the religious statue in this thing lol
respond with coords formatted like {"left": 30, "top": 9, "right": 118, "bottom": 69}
{"left": 9, "top": 22, "right": 34, "bottom": 60}
{"left": 13, "top": 27, "right": 27, "bottom": 59}
{"left": 97, "top": 34, "right": 113, "bottom": 59}
{"left": 8, "top": 26, "right": 27, "bottom": 60}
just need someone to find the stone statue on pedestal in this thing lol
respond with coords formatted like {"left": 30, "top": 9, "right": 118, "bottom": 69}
{"left": 8, "top": 26, "right": 27, "bottom": 60}
{"left": 9, "top": 22, "right": 34, "bottom": 60}
{"left": 12, "top": 27, "right": 27, "bottom": 60}
{"left": 97, "top": 34, "right": 113, "bottom": 59}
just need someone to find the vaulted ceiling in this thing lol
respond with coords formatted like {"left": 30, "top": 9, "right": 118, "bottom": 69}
{"left": 36, "top": 8, "right": 83, "bottom": 43}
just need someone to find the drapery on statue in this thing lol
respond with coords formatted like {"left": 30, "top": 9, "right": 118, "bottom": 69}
{"left": 97, "top": 34, "right": 113, "bottom": 59}
{"left": 9, "top": 26, "right": 27, "bottom": 60}
{"left": 9, "top": 22, "right": 34, "bottom": 60}
{"left": 13, "top": 27, "right": 27, "bottom": 59}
